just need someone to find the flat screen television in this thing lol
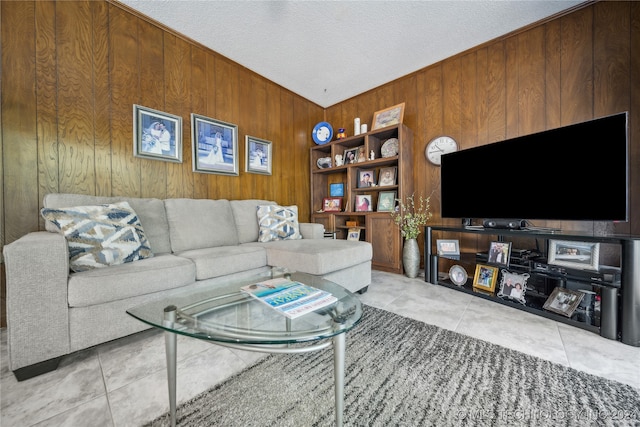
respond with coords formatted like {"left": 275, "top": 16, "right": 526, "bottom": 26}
{"left": 440, "top": 112, "right": 629, "bottom": 223}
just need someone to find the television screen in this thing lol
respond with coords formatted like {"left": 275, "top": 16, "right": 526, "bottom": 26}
{"left": 440, "top": 112, "right": 628, "bottom": 222}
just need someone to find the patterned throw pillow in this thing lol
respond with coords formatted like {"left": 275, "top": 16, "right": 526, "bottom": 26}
{"left": 41, "top": 201, "right": 153, "bottom": 272}
{"left": 256, "top": 205, "right": 302, "bottom": 243}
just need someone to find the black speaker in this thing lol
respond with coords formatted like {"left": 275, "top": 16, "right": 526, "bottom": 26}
{"left": 482, "top": 219, "right": 526, "bottom": 229}
{"left": 461, "top": 218, "right": 472, "bottom": 227}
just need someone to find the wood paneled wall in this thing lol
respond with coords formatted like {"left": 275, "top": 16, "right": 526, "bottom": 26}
{"left": 1, "top": 0, "right": 323, "bottom": 249}
{"left": 326, "top": 1, "right": 639, "bottom": 256}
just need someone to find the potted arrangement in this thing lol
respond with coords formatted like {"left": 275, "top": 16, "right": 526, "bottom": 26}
{"left": 390, "top": 193, "right": 433, "bottom": 278}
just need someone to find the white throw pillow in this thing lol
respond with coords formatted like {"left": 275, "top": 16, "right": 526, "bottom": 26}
{"left": 256, "top": 205, "right": 302, "bottom": 243}
{"left": 41, "top": 201, "right": 153, "bottom": 272}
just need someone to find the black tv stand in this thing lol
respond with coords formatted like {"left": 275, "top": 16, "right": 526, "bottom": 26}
{"left": 424, "top": 225, "right": 640, "bottom": 347}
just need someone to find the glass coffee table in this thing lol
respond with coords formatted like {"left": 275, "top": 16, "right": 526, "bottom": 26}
{"left": 127, "top": 270, "right": 363, "bottom": 427}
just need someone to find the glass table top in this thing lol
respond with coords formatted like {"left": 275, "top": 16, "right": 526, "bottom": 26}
{"left": 127, "top": 270, "right": 363, "bottom": 345}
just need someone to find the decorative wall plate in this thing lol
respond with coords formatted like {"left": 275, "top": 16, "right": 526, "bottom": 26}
{"left": 381, "top": 138, "right": 399, "bottom": 157}
{"left": 312, "top": 122, "right": 333, "bottom": 145}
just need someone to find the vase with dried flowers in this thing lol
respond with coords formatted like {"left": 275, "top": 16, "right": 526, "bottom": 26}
{"left": 390, "top": 193, "right": 433, "bottom": 278}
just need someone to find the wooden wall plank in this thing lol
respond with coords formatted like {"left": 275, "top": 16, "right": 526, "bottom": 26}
{"left": 2, "top": 1, "right": 39, "bottom": 243}
{"left": 138, "top": 17, "right": 167, "bottom": 199}
{"left": 92, "top": 0, "right": 112, "bottom": 198}
{"left": 109, "top": 3, "right": 140, "bottom": 196}
{"left": 35, "top": 0, "right": 59, "bottom": 213}
{"left": 191, "top": 46, "right": 209, "bottom": 200}
{"left": 56, "top": 1, "right": 96, "bottom": 195}
{"left": 517, "top": 26, "right": 546, "bottom": 135}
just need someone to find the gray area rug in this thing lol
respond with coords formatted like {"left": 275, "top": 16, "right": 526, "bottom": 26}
{"left": 147, "top": 305, "right": 640, "bottom": 426}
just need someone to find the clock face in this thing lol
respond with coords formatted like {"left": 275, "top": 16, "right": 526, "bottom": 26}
{"left": 425, "top": 136, "right": 458, "bottom": 165}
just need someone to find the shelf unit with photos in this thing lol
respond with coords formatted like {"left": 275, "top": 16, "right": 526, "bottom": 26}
{"left": 310, "top": 124, "right": 413, "bottom": 274}
{"left": 424, "top": 225, "right": 640, "bottom": 347}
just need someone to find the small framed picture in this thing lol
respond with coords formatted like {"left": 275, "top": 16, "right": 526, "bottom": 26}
{"left": 497, "top": 270, "right": 530, "bottom": 305}
{"left": 548, "top": 240, "right": 600, "bottom": 271}
{"left": 245, "top": 135, "right": 272, "bottom": 175}
{"left": 191, "top": 113, "right": 239, "bottom": 175}
{"left": 371, "top": 102, "right": 405, "bottom": 130}
{"left": 323, "top": 197, "right": 342, "bottom": 212}
{"left": 488, "top": 241, "right": 512, "bottom": 267}
{"left": 343, "top": 148, "right": 359, "bottom": 164}
{"left": 378, "top": 167, "right": 397, "bottom": 186}
{"left": 377, "top": 191, "right": 396, "bottom": 212}
{"left": 329, "top": 183, "right": 344, "bottom": 197}
{"left": 355, "top": 195, "right": 372, "bottom": 212}
{"left": 437, "top": 239, "right": 460, "bottom": 257}
{"left": 543, "top": 287, "right": 585, "bottom": 317}
{"left": 358, "top": 169, "right": 376, "bottom": 188}
{"left": 473, "top": 264, "right": 499, "bottom": 292}
{"left": 355, "top": 145, "right": 367, "bottom": 163}
{"left": 449, "top": 265, "right": 468, "bottom": 286}
{"left": 347, "top": 228, "right": 361, "bottom": 241}
{"left": 133, "top": 104, "right": 182, "bottom": 163}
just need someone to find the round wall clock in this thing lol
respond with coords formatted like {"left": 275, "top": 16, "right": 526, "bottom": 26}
{"left": 449, "top": 265, "right": 468, "bottom": 286}
{"left": 425, "top": 136, "right": 458, "bottom": 165}
{"left": 312, "top": 122, "right": 333, "bottom": 145}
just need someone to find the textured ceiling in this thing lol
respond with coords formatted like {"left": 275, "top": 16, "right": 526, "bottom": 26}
{"left": 119, "top": 0, "right": 583, "bottom": 108}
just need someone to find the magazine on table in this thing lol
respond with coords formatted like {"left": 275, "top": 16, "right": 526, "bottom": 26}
{"left": 240, "top": 277, "right": 337, "bottom": 319}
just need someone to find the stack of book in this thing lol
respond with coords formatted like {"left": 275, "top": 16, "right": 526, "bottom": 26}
{"left": 241, "top": 277, "right": 337, "bottom": 319}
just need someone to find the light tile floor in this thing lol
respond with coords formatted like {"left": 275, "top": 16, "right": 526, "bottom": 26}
{"left": 1, "top": 270, "right": 639, "bottom": 426}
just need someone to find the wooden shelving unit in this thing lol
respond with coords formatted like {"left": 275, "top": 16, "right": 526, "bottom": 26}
{"left": 310, "top": 124, "right": 413, "bottom": 274}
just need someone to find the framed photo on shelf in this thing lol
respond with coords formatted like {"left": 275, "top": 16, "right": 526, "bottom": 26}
{"left": 496, "top": 270, "right": 530, "bottom": 305}
{"left": 449, "top": 265, "right": 468, "bottom": 286}
{"left": 488, "top": 241, "right": 512, "bottom": 267}
{"left": 133, "top": 104, "right": 182, "bottom": 163}
{"left": 357, "top": 169, "right": 376, "bottom": 188}
{"left": 343, "top": 148, "right": 359, "bottom": 164}
{"left": 543, "top": 287, "right": 584, "bottom": 317}
{"left": 329, "top": 183, "right": 344, "bottom": 197}
{"left": 245, "top": 135, "right": 272, "bottom": 175}
{"left": 347, "top": 228, "right": 361, "bottom": 241}
{"left": 548, "top": 240, "right": 600, "bottom": 271}
{"left": 355, "top": 195, "right": 372, "bottom": 212}
{"left": 437, "top": 239, "right": 460, "bottom": 258}
{"left": 191, "top": 113, "right": 239, "bottom": 175}
{"left": 322, "top": 197, "right": 342, "bottom": 212}
{"left": 377, "top": 191, "right": 396, "bottom": 212}
{"left": 355, "top": 146, "right": 367, "bottom": 163}
{"left": 378, "top": 166, "right": 397, "bottom": 186}
{"left": 371, "top": 102, "right": 405, "bottom": 130}
{"left": 472, "top": 264, "right": 499, "bottom": 292}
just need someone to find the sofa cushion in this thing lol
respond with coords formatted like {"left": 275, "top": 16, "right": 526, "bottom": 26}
{"left": 257, "top": 205, "right": 302, "bottom": 243}
{"left": 43, "top": 193, "right": 171, "bottom": 254}
{"left": 41, "top": 202, "right": 153, "bottom": 273}
{"left": 67, "top": 254, "right": 195, "bottom": 307}
{"left": 245, "top": 239, "right": 373, "bottom": 275}
{"left": 230, "top": 199, "right": 276, "bottom": 243}
{"left": 175, "top": 246, "right": 267, "bottom": 280}
{"left": 165, "top": 199, "right": 239, "bottom": 252}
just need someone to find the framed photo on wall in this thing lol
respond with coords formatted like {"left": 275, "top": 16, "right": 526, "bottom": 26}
{"left": 548, "top": 240, "right": 600, "bottom": 271}
{"left": 245, "top": 135, "right": 272, "bottom": 175}
{"left": 371, "top": 102, "right": 405, "bottom": 130}
{"left": 133, "top": 104, "right": 182, "bottom": 163}
{"left": 473, "top": 264, "right": 498, "bottom": 292}
{"left": 191, "top": 113, "right": 239, "bottom": 175}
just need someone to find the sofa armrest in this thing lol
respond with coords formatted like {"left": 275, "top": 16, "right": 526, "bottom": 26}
{"left": 3, "top": 232, "right": 71, "bottom": 371}
{"left": 300, "top": 223, "right": 325, "bottom": 240}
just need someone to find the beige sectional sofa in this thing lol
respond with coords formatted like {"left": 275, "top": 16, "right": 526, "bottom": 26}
{"left": 3, "top": 194, "right": 372, "bottom": 380}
